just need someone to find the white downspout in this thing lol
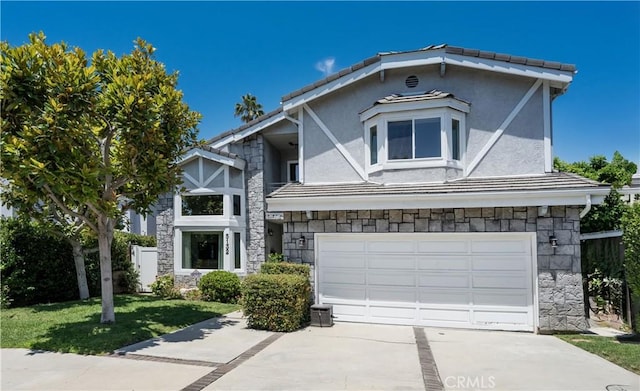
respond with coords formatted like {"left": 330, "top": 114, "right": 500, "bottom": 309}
{"left": 579, "top": 194, "right": 592, "bottom": 218}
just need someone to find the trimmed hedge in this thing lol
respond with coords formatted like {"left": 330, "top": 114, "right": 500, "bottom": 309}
{"left": 1, "top": 217, "right": 156, "bottom": 307}
{"left": 242, "top": 273, "right": 311, "bottom": 332}
{"left": 260, "top": 262, "right": 310, "bottom": 279}
{"left": 0, "top": 218, "right": 80, "bottom": 307}
{"left": 198, "top": 271, "right": 241, "bottom": 303}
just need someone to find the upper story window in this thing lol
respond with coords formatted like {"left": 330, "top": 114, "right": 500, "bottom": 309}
{"left": 175, "top": 153, "right": 246, "bottom": 225}
{"left": 182, "top": 195, "right": 224, "bottom": 216}
{"left": 360, "top": 90, "right": 469, "bottom": 171}
{"left": 388, "top": 118, "right": 441, "bottom": 160}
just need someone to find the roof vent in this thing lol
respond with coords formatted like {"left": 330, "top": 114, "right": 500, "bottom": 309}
{"left": 405, "top": 75, "right": 419, "bottom": 88}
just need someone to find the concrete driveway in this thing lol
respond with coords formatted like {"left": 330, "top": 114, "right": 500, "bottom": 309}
{"left": 426, "top": 328, "right": 639, "bottom": 391}
{"left": 2, "top": 313, "right": 639, "bottom": 391}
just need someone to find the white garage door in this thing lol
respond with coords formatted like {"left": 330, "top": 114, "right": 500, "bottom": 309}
{"left": 316, "top": 233, "right": 536, "bottom": 331}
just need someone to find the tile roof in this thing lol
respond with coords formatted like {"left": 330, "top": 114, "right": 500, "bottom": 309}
{"left": 281, "top": 45, "right": 575, "bottom": 102}
{"left": 207, "top": 107, "right": 283, "bottom": 146}
{"left": 268, "top": 172, "right": 606, "bottom": 199}
{"left": 373, "top": 90, "right": 469, "bottom": 105}
{"left": 199, "top": 145, "right": 239, "bottom": 160}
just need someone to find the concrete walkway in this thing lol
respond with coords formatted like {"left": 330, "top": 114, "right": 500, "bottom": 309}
{"left": 1, "top": 348, "right": 212, "bottom": 391}
{"left": 115, "top": 311, "right": 272, "bottom": 365}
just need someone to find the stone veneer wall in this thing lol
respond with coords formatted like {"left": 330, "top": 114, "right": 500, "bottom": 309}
{"left": 155, "top": 193, "right": 174, "bottom": 277}
{"left": 156, "top": 135, "right": 266, "bottom": 285}
{"left": 244, "top": 134, "right": 266, "bottom": 273}
{"left": 281, "top": 206, "right": 588, "bottom": 332}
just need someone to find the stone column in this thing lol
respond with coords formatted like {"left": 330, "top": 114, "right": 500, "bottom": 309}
{"left": 536, "top": 205, "right": 588, "bottom": 331}
{"left": 155, "top": 193, "right": 174, "bottom": 277}
{"left": 244, "top": 135, "right": 266, "bottom": 273}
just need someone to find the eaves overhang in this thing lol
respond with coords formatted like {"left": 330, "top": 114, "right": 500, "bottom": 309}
{"left": 177, "top": 147, "right": 246, "bottom": 170}
{"left": 266, "top": 187, "right": 609, "bottom": 212}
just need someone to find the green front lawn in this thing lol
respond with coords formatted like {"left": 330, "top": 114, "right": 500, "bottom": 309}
{"left": 0, "top": 295, "right": 239, "bottom": 355}
{"left": 557, "top": 334, "right": 640, "bottom": 375}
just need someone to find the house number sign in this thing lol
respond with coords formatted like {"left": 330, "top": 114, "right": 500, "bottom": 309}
{"left": 225, "top": 233, "right": 230, "bottom": 255}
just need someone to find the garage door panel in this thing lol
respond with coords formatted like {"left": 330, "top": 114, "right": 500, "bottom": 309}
{"left": 321, "top": 284, "right": 366, "bottom": 300}
{"left": 472, "top": 256, "right": 528, "bottom": 271}
{"left": 368, "top": 241, "right": 415, "bottom": 253}
{"left": 321, "top": 254, "right": 366, "bottom": 269}
{"left": 473, "top": 310, "right": 531, "bottom": 326}
{"left": 368, "top": 287, "right": 416, "bottom": 302}
{"left": 370, "top": 305, "right": 416, "bottom": 321}
{"left": 368, "top": 272, "right": 415, "bottom": 287}
{"left": 418, "top": 290, "right": 470, "bottom": 305}
{"left": 419, "top": 274, "right": 469, "bottom": 288}
{"left": 417, "top": 256, "right": 469, "bottom": 271}
{"left": 368, "top": 255, "right": 415, "bottom": 270}
{"left": 473, "top": 291, "right": 529, "bottom": 306}
{"left": 471, "top": 239, "right": 529, "bottom": 254}
{"left": 318, "top": 233, "right": 534, "bottom": 332}
{"left": 417, "top": 240, "right": 468, "bottom": 253}
{"left": 321, "top": 240, "right": 366, "bottom": 252}
{"left": 472, "top": 275, "right": 527, "bottom": 289}
{"left": 419, "top": 308, "right": 470, "bottom": 322}
{"left": 328, "top": 303, "right": 367, "bottom": 317}
{"left": 321, "top": 270, "right": 365, "bottom": 285}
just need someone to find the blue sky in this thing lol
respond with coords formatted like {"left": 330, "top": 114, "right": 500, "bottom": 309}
{"left": 2, "top": 1, "right": 639, "bottom": 164}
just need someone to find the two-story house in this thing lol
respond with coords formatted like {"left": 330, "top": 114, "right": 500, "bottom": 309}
{"left": 155, "top": 45, "right": 610, "bottom": 333}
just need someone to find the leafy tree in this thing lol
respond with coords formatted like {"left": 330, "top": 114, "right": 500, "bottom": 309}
{"left": 554, "top": 152, "right": 637, "bottom": 189}
{"left": 234, "top": 93, "right": 264, "bottom": 123}
{"left": 1, "top": 33, "right": 200, "bottom": 323}
{"left": 621, "top": 203, "right": 640, "bottom": 331}
{"left": 554, "top": 152, "right": 637, "bottom": 233}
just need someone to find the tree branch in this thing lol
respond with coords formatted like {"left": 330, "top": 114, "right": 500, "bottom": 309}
{"left": 41, "top": 183, "right": 98, "bottom": 232}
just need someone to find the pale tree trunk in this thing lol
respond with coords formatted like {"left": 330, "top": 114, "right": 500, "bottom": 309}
{"left": 70, "top": 241, "right": 90, "bottom": 300}
{"left": 97, "top": 215, "right": 115, "bottom": 323}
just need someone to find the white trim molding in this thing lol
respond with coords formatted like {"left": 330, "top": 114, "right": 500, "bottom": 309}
{"left": 304, "top": 104, "right": 367, "bottom": 181}
{"left": 267, "top": 188, "right": 609, "bottom": 212}
{"left": 283, "top": 49, "right": 573, "bottom": 112}
{"left": 178, "top": 148, "right": 245, "bottom": 170}
{"left": 209, "top": 112, "right": 287, "bottom": 150}
{"left": 542, "top": 80, "right": 552, "bottom": 172}
{"left": 465, "top": 79, "right": 542, "bottom": 176}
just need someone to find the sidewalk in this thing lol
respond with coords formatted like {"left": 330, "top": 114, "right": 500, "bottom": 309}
{"left": 114, "top": 311, "right": 273, "bottom": 364}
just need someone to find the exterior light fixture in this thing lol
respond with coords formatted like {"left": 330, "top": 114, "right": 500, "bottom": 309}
{"left": 268, "top": 228, "right": 273, "bottom": 236}
{"left": 549, "top": 235, "right": 558, "bottom": 248}
{"left": 297, "top": 235, "right": 306, "bottom": 248}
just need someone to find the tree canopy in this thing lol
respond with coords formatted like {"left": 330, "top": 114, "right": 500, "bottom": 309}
{"left": 234, "top": 93, "right": 264, "bottom": 123}
{"left": 1, "top": 33, "right": 200, "bottom": 322}
{"left": 554, "top": 152, "right": 637, "bottom": 233}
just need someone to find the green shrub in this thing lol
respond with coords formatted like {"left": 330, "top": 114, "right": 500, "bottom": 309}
{"left": 260, "top": 262, "right": 310, "bottom": 279}
{"left": 1, "top": 284, "right": 13, "bottom": 309}
{"left": 266, "top": 253, "right": 284, "bottom": 263}
{"left": 0, "top": 218, "right": 82, "bottom": 306}
{"left": 150, "top": 275, "right": 181, "bottom": 299}
{"left": 198, "top": 271, "right": 241, "bottom": 303}
{"left": 182, "top": 288, "right": 203, "bottom": 301}
{"left": 622, "top": 203, "right": 640, "bottom": 332}
{"left": 242, "top": 273, "right": 311, "bottom": 332}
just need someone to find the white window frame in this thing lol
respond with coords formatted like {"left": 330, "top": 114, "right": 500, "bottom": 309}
{"left": 174, "top": 163, "right": 247, "bottom": 275}
{"left": 174, "top": 227, "right": 246, "bottom": 275}
{"left": 364, "top": 106, "right": 467, "bottom": 173}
